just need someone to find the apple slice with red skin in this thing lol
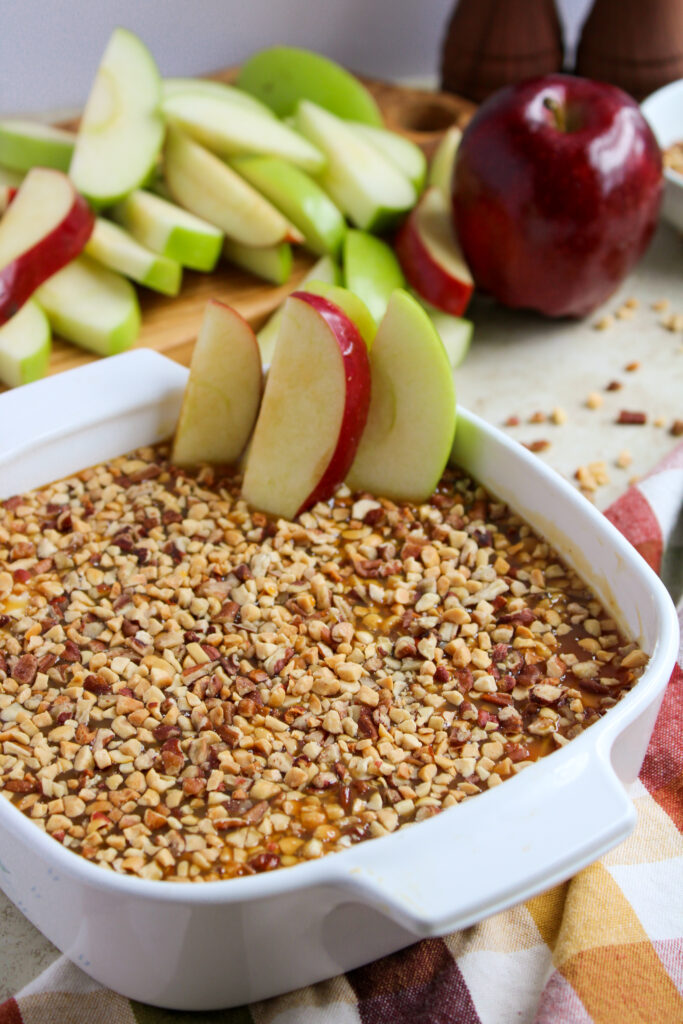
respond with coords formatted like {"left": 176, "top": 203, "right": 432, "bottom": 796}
{"left": 395, "top": 186, "right": 473, "bottom": 317}
{"left": 0, "top": 167, "right": 94, "bottom": 324}
{"left": 242, "top": 290, "right": 371, "bottom": 520}
{"left": 173, "top": 300, "right": 262, "bottom": 467}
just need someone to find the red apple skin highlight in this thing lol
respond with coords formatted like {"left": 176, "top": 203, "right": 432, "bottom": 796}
{"left": 452, "top": 74, "right": 663, "bottom": 318}
{"left": 0, "top": 188, "right": 94, "bottom": 324}
{"left": 289, "top": 290, "right": 371, "bottom": 514}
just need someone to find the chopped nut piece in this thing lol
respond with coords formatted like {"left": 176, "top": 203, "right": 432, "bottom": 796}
{"left": 617, "top": 410, "right": 647, "bottom": 425}
{"left": 586, "top": 393, "right": 603, "bottom": 410}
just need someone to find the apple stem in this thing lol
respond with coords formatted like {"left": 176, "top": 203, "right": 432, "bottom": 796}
{"left": 543, "top": 96, "right": 566, "bottom": 132}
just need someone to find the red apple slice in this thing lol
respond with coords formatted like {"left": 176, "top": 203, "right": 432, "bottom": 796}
{"left": 0, "top": 167, "right": 94, "bottom": 324}
{"left": 172, "top": 300, "right": 262, "bottom": 467}
{"left": 242, "top": 291, "right": 370, "bottom": 519}
{"left": 395, "top": 186, "right": 473, "bottom": 317}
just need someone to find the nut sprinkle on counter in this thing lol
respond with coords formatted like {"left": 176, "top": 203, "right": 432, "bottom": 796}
{"left": 0, "top": 447, "right": 648, "bottom": 881}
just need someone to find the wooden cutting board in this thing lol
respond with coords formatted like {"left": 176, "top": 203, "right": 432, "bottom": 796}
{"left": 45, "top": 74, "right": 475, "bottom": 378}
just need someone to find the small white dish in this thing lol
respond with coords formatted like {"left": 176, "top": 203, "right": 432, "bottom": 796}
{"left": 641, "top": 78, "right": 683, "bottom": 233}
{"left": 0, "top": 350, "right": 679, "bottom": 1010}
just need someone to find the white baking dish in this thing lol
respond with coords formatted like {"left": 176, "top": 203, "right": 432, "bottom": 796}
{"left": 641, "top": 79, "right": 683, "bottom": 234}
{"left": 0, "top": 350, "right": 678, "bottom": 1010}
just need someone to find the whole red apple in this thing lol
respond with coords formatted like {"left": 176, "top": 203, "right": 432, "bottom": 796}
{"left": 452, "top": 74, "right": 663, "bottom": 317}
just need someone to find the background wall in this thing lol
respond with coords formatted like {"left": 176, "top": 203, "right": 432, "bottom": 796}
{"left": 0, "top": 0, "right": 593, "bottom": 117}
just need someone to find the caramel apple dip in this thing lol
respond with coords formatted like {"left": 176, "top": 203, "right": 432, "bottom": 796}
{"left": 0, "top": 446, "right": 648, "bottom": 882}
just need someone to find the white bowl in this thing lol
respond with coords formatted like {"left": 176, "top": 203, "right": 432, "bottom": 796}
{"left": 0, "top": 350, "right": 678, "bottom": 1010}
{"left": 641, "top": 78, "right": 683, "bottom": 233}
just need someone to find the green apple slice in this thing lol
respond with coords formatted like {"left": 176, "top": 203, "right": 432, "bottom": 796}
{"left": 0, "top": 299, "right": 51, "bottom": 387}
{"left": 300, "top": 281, "right": 375, "bottom": 349}
{"left": 69, "top": 28, "right": 164, "bottom": 207}
{"left": 223, "top": 238, "right": 292, "bottom": 285}
{"left": 343, "top": 230, "right": 405, "bottom": 323}
{"left": 162, "top": 93, "right": 324, "bottom": 173}
{"left": 346, "top": 289, "right": 456, "bottom": 501}
{"left": 164, "top": 127, "right": 303, "bottom": 248}
{"left": 295, "top": 101, "right": 415, "bottom": 232}
{"left": 416, "top": 297, "right": 473, "bottom": 368}
{"left": 428, "top": 126, "right": 462, "bottom": 200}
{"left": 237, "top": 47, "right": 383, "bottom": 126}
{"left": 173, "top": 299, "right": 262, "bottom": 466}
{"left": 231, "top": 155, "right": 345, "bottom": 257}
{"left": 110, "top": 189, "right": 222, "bottom": 272}
{"left": 0, "top": 120, "right": 75, "bottom": 174}
{"left": 35, "top": 255, "right": 140, "bottom": 356}
{"left": 257, "top": 254, "right": 340, "bottom": 366}
{"left": 162, "top": 77, "right": 276, "bottom": 117}
{"left": 350, "top": 123, "right": 426, "bottom": 193}
{"left": 0, "top": 166, "right": 23, "bottom": 188}
{"left": 85, "top": 218, "right": 182, "bottom": 296}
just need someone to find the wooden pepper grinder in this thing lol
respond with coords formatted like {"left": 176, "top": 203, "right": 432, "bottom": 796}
{"left": 576, "top": 0, "right": 683, "bottom": 101}
{"left": 440, "top": 0, "right": 564, "bottom": 105}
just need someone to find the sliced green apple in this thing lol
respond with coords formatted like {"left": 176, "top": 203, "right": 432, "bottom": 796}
{"left": 242, "top": 291, "right": 371, "bottom": 519}
{"left": 237, "top": 46, "right": 382, "bottom": 125}
{"left": 0, "top": 167, "right": 94, "bottom": 325}
{"left": 69, "top": 28, "right": 164, "bottom": 207}
{"left": 300, "top": 280, "right": 375, "bottom": 349}
{"left": 0, "top": 120, "right": 75, "bottom": 174}
{"left": 231, "top": 155, "right": 345, "bottom": 257}
{"left": 346, "top": 289, "right": 456, "bottom": 502}
{"left": 223, "top": 238, "right": 292, "bottom": 285}
{"left": 162, "top": 77, "right": 276, "bottom": 118}
{"left": 350, "top": 122, "right": 426, "bottom": 193}
{"left": 162, "top": 92, "right": 324, "bottom": 173}
{"left": 0, "top": 299, "right": 51, "bottom": 387}
{"left": 164, "top": 127, "right": 303, "bottom": 248}
{"left": 173, "top": 299, "right": 262, "bottom": 466}
{"left": 428, "top": 126, "right": 462, "bottom": 201}
{"left": 110, "top": 189, "right": 222, "bottom": 272}
{"left": 295, "top": 101, "right": 415, "bottom": 232}
{"left": 343, "top": 229, "right": 405, "bottom": 323}
{"left": 35, "top": 255, "right": 140, "bottom": 356}
{"left": 85, "top": 218, "right": 182, "bottom": 296}
{"left": 416, "top": 297, "right": 473, "bottom": 368}
{"left": 257, "top": 254, "right": 340, "bottom": 366}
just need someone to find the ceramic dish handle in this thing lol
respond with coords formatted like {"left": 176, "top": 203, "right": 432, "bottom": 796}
{"left": 337, "top": 743, "right": 636, "bottom": 937}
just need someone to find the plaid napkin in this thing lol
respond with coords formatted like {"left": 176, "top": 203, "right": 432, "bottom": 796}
{"left": 1, "top": 445, "right": 681, "bottom": 1024}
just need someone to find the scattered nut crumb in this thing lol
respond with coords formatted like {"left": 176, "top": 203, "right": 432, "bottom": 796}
{"left": 605, "top": 380, "right": 622, "bottom": 392}
{"left": 551, "top": 407, "right": 567, "bottom": 425}
{"left": 670, "top": 420, "right": 683, "bottom": 437}
{"left": 616, "top": 450, "right": 632, "bottom": 469}
{"left": 524, "top": 439, "right": 551, "bottom": 453}
{"left": 615, "top": 305, "right": 635, "bottom": 321}
{"left": 629, "top": 474, "right": 641, "bottom": 486}
{"left": 625, "top": 361, "right": 640, "bottom": 372}
{"left": 624, "top": 297, "right": 639, "bottom": 310}
{"left": 617, "top": 410, "right": 647, "bottom": 425}
{"left": 651, "top": 299, "right": 669, "bottom": 312}
{"left": 586, "top": 392, "right": 603, "bottom": 410}
{"left": 504, "top": 415, "right": 520, "bottom": 427}
{"left": 594, "top": 315, "right": 614, "bottom": 331}
{"left": 654, "top": 416, "right": 666, "bottom": 428}
{"left": 529, "top": 411, "right": 546, "bottom": 424}
{"left": 661, "top": 314, "right": 683, "bottom": 332}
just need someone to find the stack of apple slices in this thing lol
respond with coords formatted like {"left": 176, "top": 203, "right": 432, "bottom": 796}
{"left": 175, "top": 285, "right": 457, "bottom": 520}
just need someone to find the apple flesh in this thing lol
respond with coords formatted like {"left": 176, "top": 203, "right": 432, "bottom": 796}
{"left": 428, "top": 125, "right": 462, "bottom": 200}
{"left": 164, "top": 127, "right": 303, "bottom": 248}
{"left": 301, "top": 280, "right": 375, "bottom": 349}
{"left": 350, "top": 122, "right": 427, "bottom": 193}
{"left": 256, "top": 254, "right": 340, "bottom": 367}
{"left": 222, "top": 238, "right": 292, "bottom": 285}
{"left": 0, "top": 299, "right": 51, "bottom": 388}
{"left": 85, "top": 218, "right": 182, "bottom": 295}
{"left": 0, "top": 167, "right": 94, "bottom": 324}
{"left": 346, "top": 290, "right": 456, "bottom": 502}
{"left": 242, "top": 291, "right": 371, "bottom": 519}
{"left": 415, "top": 297, "right": 473, "bottom": 368}
{"left": 0, "top": 120, "right": 75, "bottom": 173}
{"left": 69, "top": 28, "right": 164, "bottom": 207}
{"left": 453, "top": 74, "right": 663, "bottom": 317}
{"left": 35, "top": 255, "right": 140, "bottom": 356}
{"left": 296, "top": 101, "right": 415, "bottom": 232}
{"left": 237, "top": 46, "right": 383, "bottom": 125}
{"left": 110, "top": 189, "right": 223, "bottom": 272}
{"left": 343, "top": 229, "right": 405, "bottom": 323}
{"left": 231, "top": 155, "right": 346, "bottom": 257}
{"left": 172, "top": 300, "right": 262, "bottom": 466}
{"left": 162, "top": 78, "right": 276, "bottom": 118}
{"left": 395, "top": 186, "right": 473, "bottom": 317}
